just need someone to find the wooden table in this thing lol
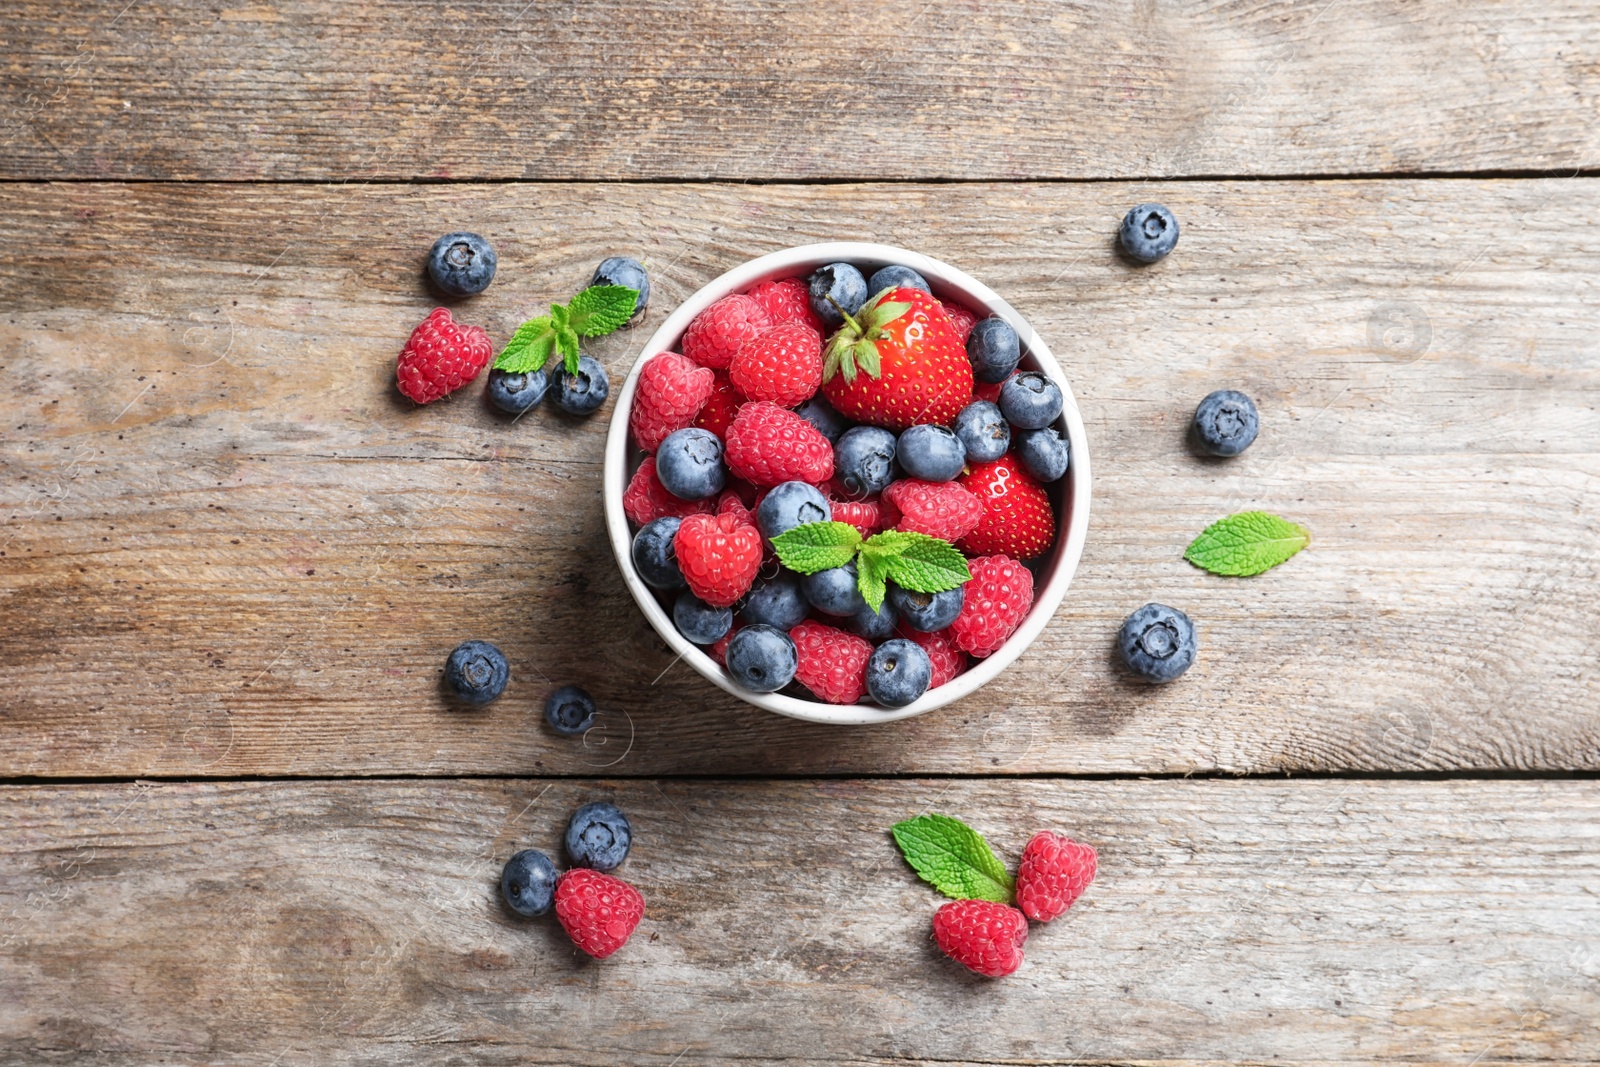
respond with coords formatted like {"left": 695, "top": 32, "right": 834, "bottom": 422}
{"left": 3, "top": 3, "right": 1598, "bottom": 1064}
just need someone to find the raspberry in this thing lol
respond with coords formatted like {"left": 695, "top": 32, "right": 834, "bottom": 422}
{"left": 693, "top": 370, "right": 744, "bottom": 440}
{"left": 730, "top": 321, "right": 824, "bottom": 407}
{"left": 882, "top": 479, "right": 984, "bottom": 542}
{"left": 716, "top": 490, "right": 756, "bottom": 529}
{"left": 972, "top": 377, "right": 1008, "bottom": 405}
{"left": 941, "top": 300, "right": 980, "bottom": 344}
{"left": 789, "top": 620, "right": 872, "bottom": 704}
{"left": 1016, "top": 830, "right": 1097, "bottom": 923}
{"left": 708, "top": 621, "right": 741, "bottom": 665}
{"left": 949, "top": 554, "right": 1034, "bottom": 658}
{"left": 554, "top": 868, "right": 645, "bottom": 960}
{"left": 932, "top": 899, "right": 1028, "bottom": 978}
{"left": 623, "top": 457, "right": 715, "bottom": 526}
{"left": 683, "top": 294, "right": 770, "bottom": 370}
{"left": 724, "top": 401, "right": 834, "bottom": 486}
{"left": 395, "top": 307, "right": 494, "bottom": 404}
{"left": 894, "top": 624, "right": 967, "bottom": 689}
{"left": 829, "top": 497, "right": 883, "bottom": 539}
{"left": 958, "top": 454, "right": 1056, "bottom": 560}
{"left": 746, "top": 277, "right": 824, "bottom": 331}
{"left": 674, "top": 512, "right": 763, "bottom": 607}
{"left": 630, "top": 352, "right": 714, "bottom": 452}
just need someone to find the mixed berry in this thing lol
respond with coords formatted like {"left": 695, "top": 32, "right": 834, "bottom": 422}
{"left": 502, "top": 800, "right": 646, "bottom": 960}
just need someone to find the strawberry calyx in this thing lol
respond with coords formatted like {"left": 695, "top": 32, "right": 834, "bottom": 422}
{"left": 822, "top": 291, "right": 913, "bottom": 384}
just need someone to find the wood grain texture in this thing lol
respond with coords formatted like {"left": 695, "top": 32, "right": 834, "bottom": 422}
{"left": 3, "top": 1, "right": 1599, "bottom": 181}
{"left": 3, "top": 179, "right": 1599, "bottom": 777}
{"left": 1, "top": 777, "right": 1596, "bottom": 1065}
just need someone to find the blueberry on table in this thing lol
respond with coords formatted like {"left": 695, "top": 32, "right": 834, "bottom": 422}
{"left": 867, "top": 264, "right": 931, "bottom": 297}
{"left": 445, "top": 640, "right": 508, "bottom": 704}
{"left": 807, "top": 262, "right": 869, "bottom": 327}
{"left": 486, "top": 367, "right": 548, "bottom": 415}
{"left": 998, "top": 372, "right": 1064, "bottom": 430}
{"left": 897, "top": 424, "right": 966, "bottom": 482}
{"left": 427, "top": 231, "right": 497, "bottom": 296}
{"left": 866, "top": 638, "right": 934, "bottom": 707}
{"left": 566, "top": 802, "right": 632, "bottom": 871}
{"left": 501, "top": 849, "right": 558, "bottom": 917}
{"left": 655, "top": 427, "right": 726, "bottom": 500}
{"left": 1015, "top": 426, "right": 1070, "bottom": 482}
{"left": 545, "top": 685, "right": 597, "bottom": 735}
{"left": 724, "top": 624, "right": 799, "bottom": 693}
{"left": 966, "top": 317, "right": 1021, "bottom": 383}
{"left": 591, "top": 256, "right": 651, "bottom": 324}
{"left": 794, "top": 395, "right": 849, "bottom": 444}
{"left": 632, "top": 516, "right": 686, "bottom": 591}
{"left": 674, "top": 590, "right": 734, "bottom": 645}
{"left": 803, "top": 560, "right": 868, "bottom": 617}
{"left": 1117, "top": 603, "right": 1197, "bottom": 683}
{"left": 553, "top": 355, "right": 610, "bottom": 415}
{"left": 1119, "top": 203, "right": 1180, "bottom": 264}
{"left": 834, "top": 426, "right": 898, "bottom": 497}
{"left": 953, "top": 400, "right": 1010, "bottom": 464}
{"left": 1192, "top": 390, "right": 1260, "bottom": 457}
{"left": 757, "top": 481, "right": 831, "bottom": 540}
{"left": 888, "top": 584, "right": 964, "bottom": 632}
{"left": 847, "top": 599, "right": 899, "bottom": 642}
{"left": 740, "top": 571, "right": 809, "bottom": 631}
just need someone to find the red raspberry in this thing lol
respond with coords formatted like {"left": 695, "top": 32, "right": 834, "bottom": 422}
{"left": 882, "top": 479, "right": 984, "bottom": 542}
{"left": 941, "top": 300, "right": 980, "bottom": 344}
{"left": 554, "top": 868, "right": 645, "bottom": 960}
{"left": 395, "top": 307, "right": 493, "bottom": 404}
{"left": 932, "top": 899, "right": 1028, "bottom": 978}
{"left": 693, "top": 370, "right": 744, "bottom": 440}
{"left": 949, "top": 554, "right": 1034, "bottom": 658}
{"left": 674, "top": 512, "right": 763, "bottom": 607}
{"left": 723, "top": 401, "right": 834, "bottom": 486}
{"left": 829, "top": 497, "right": 882, "bottom": 539}
{"left": 790, "top": 620, "right": 873, "bottom": 704}
{"left": 746, "top": 276, "right": 824, "bottom": 331}
{"left": 958, "top": 454, "right": 1056, "bottom": 560}
{"left": 717, "top": 490, "right": 756, "bottom": 529}
{"left": 630, "top": 352, "right": 714, "bottom": 452}
{"left": 972, "top": 375, "right": 1010, "bottom": 405}
{"left": 894, "top": 624, "right": 967, "bottom": 689}
{"left": 682, "top": 294, "right": 770, "bottom": 370}
{"left": 729, "top": 321, "right": 824, "bottom": 407}
{"left": 623, "top": 457, "right": 715, "bottom": 526}
{"left": 1016, "top": 830, "right": 1097, "bottom": 923}
{"left": 708, "top": 621, "right": 741, "bottom": 665}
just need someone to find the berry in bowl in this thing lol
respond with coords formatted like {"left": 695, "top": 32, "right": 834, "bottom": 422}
{"left": 603, "top": 243, "right": 1090, "bottom": 724}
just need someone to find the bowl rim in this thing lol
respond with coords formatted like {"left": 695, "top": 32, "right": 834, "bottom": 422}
{"left": 602, "top": 241, "right": 1091, "bottom": 725}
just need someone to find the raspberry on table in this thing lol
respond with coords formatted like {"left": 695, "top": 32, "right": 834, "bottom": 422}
{"left": 396, "top": 307, "right": 494, "bottom": 404}
{"left": 1016, "top": 830, "right": 1097, "bottom": 922}
{"left": 554, "top": 868, "right": 645, "bottom": 960}
{"left": 683, "top": 294, "right": 771, "bottom": 369}
{"left": 931, "top": 899, "right": 1028, "bottom": 978}
{"left": 949, "top": 554, "right": 1034, "bottom": 658}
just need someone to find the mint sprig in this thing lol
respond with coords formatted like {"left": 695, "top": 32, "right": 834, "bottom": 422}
{"left": 1184, "top": 510, "right": 1310, "bottom": 576}
{"left": 769, "top": 523, "right": 971, "bottom": 611}
{"left": 493, "top": 284, "right": 639, "bottom": 376}
{"left": 891, "top": 814, "right": 1013, "bottom": 903}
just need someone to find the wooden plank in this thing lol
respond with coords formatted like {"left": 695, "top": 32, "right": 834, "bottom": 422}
{"left": 3, "top": 1, "right": 1599, "bottom": 181}
{"left": 2, "top": 179, "right": 1598, "bottom": 778}
{"left": 0, "top": 777, "right": 1595, "bottom": 1065}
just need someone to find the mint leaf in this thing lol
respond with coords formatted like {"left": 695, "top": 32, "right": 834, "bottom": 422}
{"left": 493, "top": 316, "right": 557, "bottom": 374}
{"left": 1184, "top": 511, "right": 1310, "bottom": 576}
{"left": 549, "top": 302, "right": 571, "bottom": 329}
{"left": 890, "top": 814, "right": 1013, "bottom": 903}
{"left": 879, "top": 533, "right": 971, "bottom": 594}
{"left": 555, "top": 325, "right": 582, "bottom": 374}
{"left": 856, "top": 547, "right": 890, "bottom": 612}
{"left": 771, "top": 521, "right": 861, "bottom": 573}
{"left": 567, "top": 285, "right": 639, "bottom": 336}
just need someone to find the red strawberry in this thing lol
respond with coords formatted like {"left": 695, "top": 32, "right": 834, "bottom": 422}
{"left": 958, "top": 454, "right": 1056, "bottom": 560}
{"left": 746, "top": 276, "right": 823, "bottom": 331}
{"left": 630, "top": 351, "right": 715, "bottom": 452}
{"left": 882, "top": 479, "right": 984, "bottom": 542}
{"left": 554, "top": 868, "right": 645, "bottom": 960}
{"left": 682, "top": 294, "right": 770, "bottom": 370}
{"left": 716, "top": 489, "right": 756, "bottom": 529}
{"left": 730, "top": 321, "right": 823, "bottom": 407}
{"left": 932, "top": 899, "right": 1028, "bottom": 978}
{"left": 623, "top": 457, "right": 715, "bottom": 526}
{"left": 693, "top": 371, "right": 744, "bottom": 440}
{"left": 894, "top": 623, "right": 967, "bottom": 689}
{"left": 1016, "top": 831, "right": 1097, "bottom": 923}
{"left": 675, "top": 512, "right": 762, "bottom": 607}
{"left": 829, "top": 497, "right": 883, "bottom": 539}
{"left": 789, "top": 620, "right": 873, "bottom": 704}
{"left": 949, "top": 554, "right": 1034, "bottom": 658}
{"left": 941, "top": 300, "right": 980, "bottom": 344}
{"left": 821, "top": 287, "right": 974, "bottom": 430}
{"left": 723, "top": 401, "right": 834, "bottom": 486}
{"left": 395, "top": 307, "right": 493, "bottom": 404}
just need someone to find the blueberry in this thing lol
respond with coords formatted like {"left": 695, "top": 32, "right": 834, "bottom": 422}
{"left": 566, "top": 802, "right": 632, "bottom": 871}
{"left": 500, "top": 849, "right": 558, "bottom": 917}
{"left": 953, "top": 401, "right": 1010, "bottom": 463}
{"left": 998, "top": 372, "right": 1064, "bottom": 430}
{"left": 896, "top": 424, "right": 966, "bottom": 482}
{"left": 427, "top": 231, "right": 497, "bottom": 296}
{"left": 553, "top": 355, "right": 610, "bottom": 415}
{"left": 674, "top": 590, "right": 733, "bottom": 645}
{"left": 966, "top": 317, "right": 1021, "bottom": 384}
{"left": 1119, "top": 203, "right": 1180, "bottom": 264}
{"left": 655, "top": 427, "right": 726, "bottom": 500}
{"left": 803, "top": 560, "right": 867, "bottom": 617}
{"left": 545, "top": 685, "right": 597, "bottom": 735}
{"left": 757, "top": 481, "right": 831, "bottom": 540}
{"left": 888, "top": 584, "right": 965, "bottom": 632}
{"left": 794, "top": 396, "right": 849, "bottom": 444}
{"left": 724, "top": 624, "right": 799, "bottom": 693}
{"left": 834, "top": 426, "right": 898, "bottom": 497}
{"left": 632, "top": 516, "right": 686, "bottom": 591}
{"left": 842, "top": 598, "right": 896, "bottom": 641}
{"left": 445, "top": 640, "right": 508, "bottom": 704}
{"left": 591, "top": 256, "right": 650, "bottom": 324}
{"left": 1015, "top": 426, "right": 1071, "bottom": 482}
{"left": 866, "top": 264, "right": 931, "bottom": 297}
{"left": 865, "top": 638, "right": 933, "bottom": 708}
{"left": 487, "top": 367, "right": 549, "bottom": 415}
{"left": 1192, "top": 389, "right": 1260, "bottom": 457}
{"left": 740, "top": 571, "right": 809, "bottom": 631}
{"left": 1117, "top": 603, "right": 1197, "bottom": 683}
{"left": 808, "top": 262, "right": 869, "bottom": 328}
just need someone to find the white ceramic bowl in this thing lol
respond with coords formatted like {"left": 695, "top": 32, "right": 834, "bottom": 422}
{"left": 603, "top": 242, "right": 1091, "bottom": 724}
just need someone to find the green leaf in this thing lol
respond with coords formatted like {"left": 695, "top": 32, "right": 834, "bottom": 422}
{"left": 890, "top": 814, "right": 1014, "bottom": 903}
{"left": 879, "top": 532, "right": 972, "bottom": 593}
{"left": 493, "top": 315, "right": 557, "bottom": 374}
{"left": 1184, "top": 511, "right": 1311, "bottom": 577}
{"left": 860, "top": 299, "right": 911, "bottom": 331}
{"left": 771, "top": 521, "right": 862, "bottom": 574}
{"left": 555, "top": 326, "right": 582, "bottom": 375}
{"left": 856, "top": 548, "right": 890, "bottom": 612}
{"left": 549, "top": 302, "right": 571, "bottom": 329}
{"left": 567, "top": 285, "right": 639, "bottom": 336}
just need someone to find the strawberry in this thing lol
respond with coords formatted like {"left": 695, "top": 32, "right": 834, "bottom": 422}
{"left": 730, "top": 321, "right": 824, "bottom": 407}
{"left": 395, "top": 307, "right": 494, "bottom": 404}
{"left": 623, "top": 457, "right": 715, "bottom": 526}
{"left": 723, "top": 401, "right": 834, "bottom": 486}
{"left": 957, "top": 453, "right": 1055, "bottom": 560}
{"left": 682, "top": 294, "right": 770, "bottom": 370}
{"left": 894, "top": 623, "right": 967, "bottom": 689}
{"left": 941, "top": 300, "right": 980, "bottom": 344}
{"left": 746, "top": 276, "right": 824, "bottom": 332}
{"left": 1015, "top": 830, "right": 1097, "bottom": 923}
{"left": 821, "top": 287, "right": 974, "bottom": 430}
{"left": 630, "top": 351, "right": 714, "bottom": 452}
{"left": 882, "top": 479, "right": 984, "bottom": 543}
{"left": 932, "top": 899, "right": 1028, "bottom": 978}
{"left": 674, "top": 511, "right": 762, "bottom": 607}
{"left": 949, "top": 554, "right": 1034, "bottom": 658}
{"left": 693, "top": 370, "right": 744, "bottom": 440}
{"left": 789, "top": 620, "right": 873, "bottom": 704}
{"left": 554, "top": 868, "right": 645, "bottom": 960}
